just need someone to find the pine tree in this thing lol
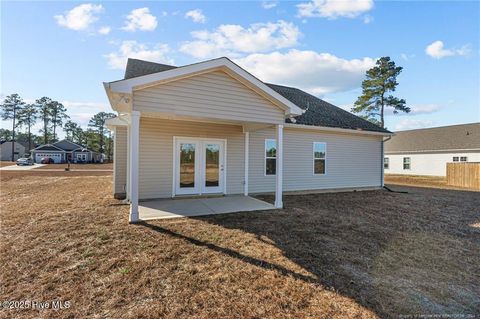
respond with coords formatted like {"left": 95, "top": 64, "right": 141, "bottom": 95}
{"left": 17, "top": 103, "right": 38, "bottom": 152}
{"left": 50, "top": 101, "right": 69, "bottom": 142}
{"left": 88, "top": 112, "right": 116, "bottom": 154}
{"left": 1, "top": 94, "right": 25, "bottom": 161}
{"left": 35, "top": 97, "right": 53, "bottom": 144}
{"left": 352, "top": 57, "right": 410, "bottom": 128}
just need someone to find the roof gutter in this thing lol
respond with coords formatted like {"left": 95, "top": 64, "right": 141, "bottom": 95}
{"left": 284, "top": 123, "right": 393, "bottom": 137}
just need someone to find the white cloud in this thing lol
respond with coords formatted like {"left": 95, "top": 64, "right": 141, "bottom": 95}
{"left": 180, "top": 20, "right": 301, "bottom": 59}
{"left": 395, "top": 119, "right": 434, "bottom": 131}
{"left": 363, "top": 15, "right": 373, "bottom": 24}
{"left": 425, "top": 40, "right": 471, "bottom": 59}
{"left": 297, "top": 0, "right": 373, "bottom": 19}
{"left": 185, "top": 9, "right": 206, "bottom": 23}
{"left": 235, "top": 50, "right": 376, "bottom": 95}
{"left": 62, "top": 101, "right": 112, "bottom": 127}
{"left": 122, "top": 7, "right": 158, "bottom": 32}
{"left": 104, "top": 40, "right": 173, "bottom": 69}
{"left": 408, "top": 104, "right": 442, "bottom": 115}
{"left": 262, "top": 1, "right": 278, "bottom": 9}
{"left": 400, "top": 53, "right": 415, "bottom": 61}
{"left": 98, "top": 26, "right": 111, "bottom": 35}
{"left": 54, "top": 3, "right": 104, "bottom": 31}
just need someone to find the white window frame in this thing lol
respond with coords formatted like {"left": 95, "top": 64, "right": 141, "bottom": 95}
{"left": 264, "top": 139, "right": 277, "bottom": 176}
{"left": 313, "top": 142, "right": 327, "bottom": 175}
{"left": 384, "top": 157, "right": 389, "bottom": 170}
{"left": 460, "top": 156, "right": 468, "bottom": 162}
{"left": 403, "top": 157, "right": 411, "bottom": 170}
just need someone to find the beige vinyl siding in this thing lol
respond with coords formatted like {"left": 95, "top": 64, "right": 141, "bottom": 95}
{"left": 133, "top": 70, "right": 285, "bottom": 124}
{"left": 248, "top": 127, "right": 383, "bottom": 193}
{"left": 138, "top": 118, "right": 245, "bottom": 199}
{"left": 114, "top": 126, "right": 127, "bottom": 195}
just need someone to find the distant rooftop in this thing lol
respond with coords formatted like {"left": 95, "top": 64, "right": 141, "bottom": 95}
{"left": 385, "top": 123, "right": 480, "bottom": 153}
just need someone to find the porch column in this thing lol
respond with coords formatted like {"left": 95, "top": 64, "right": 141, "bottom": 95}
{"left": 275, "top": 124, "right": 283, "bottom": 208}
{"left": 244, "top": 131, "right": 249, "bottom": 196}
{"left": 129, "top": 111, "right": 140, "bottom": 223}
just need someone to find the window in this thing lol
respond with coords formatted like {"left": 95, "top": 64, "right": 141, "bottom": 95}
{"left": 453, "top": 157, "right": 459, "bottom": 162}
{"left": 265, "top": 139, "right": 276, "bottom": 175}
{"left": 460, "top": 156, "right": 468, "bottom": 162}
{"left": 313, "top": 142, "right": 326, "bottom": 175}
{"left": 403, "top": 157, "right": 411, "bottom": 170}
{"left": 384, "top": 157, "right": 389, "bottom": 169}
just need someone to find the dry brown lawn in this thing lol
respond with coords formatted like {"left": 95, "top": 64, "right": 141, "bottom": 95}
{"left": 1, "top": 172, "right": 479, "bottom": 318}
{"left": 0, "top": 161, "right": 15, "bottom": 167}
{"left": 385, "top": 174, "right": 479, "bottom": 192}
{"left": 34, "top": 163, "right": 113, "bottom": 170}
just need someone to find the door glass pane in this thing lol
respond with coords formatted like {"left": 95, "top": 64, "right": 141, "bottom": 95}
{"left": 205, "top": 144, "right": 220, "bottom": 187}
{"left": 180, "top": 143, "right": 195, "bottom": 188}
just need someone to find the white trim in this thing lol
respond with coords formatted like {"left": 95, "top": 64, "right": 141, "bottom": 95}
{"left": 275, "top": 124, "right": 283, "bottom": 209}
{"left": 129, "top": 111, "right": 140, "bottom": 223}
{"left": 284, "top": 123, "right": 392, "bottom": 137}
{"left": 113, "top": 126, "right": 117, "bottom": 196}
{"left": 264, "top": 138, "right": 277, "bottom": 176}
{"left": 32, "top": 144, "right": 65, "bottom": 152}
{"left": 385, "top": 148, "right": 480, "bottom": 154}
{"left": 172, "top": 136, "right": 227, "bottom": 197}
{"left": 312, "top": 142, "right": 327, "bottom": 175}
{"left": 244, "top": 132, "right": 249, "bottom": 196}
{"left": 105, "top": 57, "right": 303, "bottom": 116}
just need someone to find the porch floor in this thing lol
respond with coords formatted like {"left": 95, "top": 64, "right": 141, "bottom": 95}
{"left": 139, "top": 195, "right": 276, "bottom": 220}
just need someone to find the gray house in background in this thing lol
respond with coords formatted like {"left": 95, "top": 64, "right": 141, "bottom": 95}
{"left": 30, "top": 139, "right": 101, "bottom": 163}
{"left": 104, "top": 57, "right": 393, "bottom": 223}
{"left": 0, "top": 141, "right": 26, "bottom": 161}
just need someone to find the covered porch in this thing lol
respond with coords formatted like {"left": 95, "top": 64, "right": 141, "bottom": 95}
{"left": 139, "top": 195, "right": 276, "bottom": 220}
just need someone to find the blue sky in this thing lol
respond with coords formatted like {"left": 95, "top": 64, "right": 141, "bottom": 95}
{"left": 1, "top": 0, "right": 479, "bottom": 135}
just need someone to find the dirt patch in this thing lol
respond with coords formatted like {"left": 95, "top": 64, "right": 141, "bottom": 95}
{"left": 0, "top": 161, "right": 15, "bottom": 167}
{"left": 385, "top": 174, "right": 479, "bottom": 192}
{"left": 1, "top": 175, "right": 479, "bottom": 318}
{"left": 34, "top": 163, "right": 113, "bottom": 170}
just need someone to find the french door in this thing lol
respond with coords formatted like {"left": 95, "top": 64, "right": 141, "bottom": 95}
{"left": 174, "top": 138, "right": 225, "bottom": 196}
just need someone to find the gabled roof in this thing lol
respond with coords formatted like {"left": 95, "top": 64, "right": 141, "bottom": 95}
{"left": 53, "top": 139, "right": 86, "bottom": 151}
{"left": 266, "top": 84, "right": 390, "bottom": 133}
{"left": 106, "top": 57, "right": 304, "bottom": 117}
{"left": 32, "top": 144, "right": 65, "bottom": 152}
{"left": 385, "top": 123, "right": 480, "bottom": 153}
{"left": 112, "top": 58, "right": 391, "bottom": 134}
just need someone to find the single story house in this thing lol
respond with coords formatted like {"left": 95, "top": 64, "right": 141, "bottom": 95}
{"left": 104, "top": 57, "right": 392, "bottom": 222}
{"left": 31, "top": 139, "right": 101, "bottom": 163}
{"left": 0, "top": 141, "right": 26, "bottom": 161}
{"left": 384, "top": 123, "right": 480, "bottom": 176}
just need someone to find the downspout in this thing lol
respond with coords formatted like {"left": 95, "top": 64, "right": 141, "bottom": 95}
{"left": 381, "top": 135, "right": 392, "bottom": 187}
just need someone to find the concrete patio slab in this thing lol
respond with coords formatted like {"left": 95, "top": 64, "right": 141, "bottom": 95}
{"left": 139, "top": 195, "right": 276, "bottom": 220}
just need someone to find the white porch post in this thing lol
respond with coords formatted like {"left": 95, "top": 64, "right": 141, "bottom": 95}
{"left": 126, "top": 126, "right": 130, "bottom": 201}
{"left": 275, "top": 124, "right": 283, "bottom": 208}
{"left": 129, "top": 111, "right": 140, "bottom": 223}
{"left": 244, "top": 131, "right": 249, "bottom": 196}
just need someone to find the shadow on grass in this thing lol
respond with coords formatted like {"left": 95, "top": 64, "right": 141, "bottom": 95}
{"left": 137, "top": 187, "right": 480, "bottom": 317}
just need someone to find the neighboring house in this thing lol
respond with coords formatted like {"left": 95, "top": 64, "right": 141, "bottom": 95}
{"left": 104, "top": 57, "right": 392, "bottom": 222}
{"left": 0, "top": 141, "right": 26, "bottom": 161}
{"left": 384, "top": 123, "right": 480, "bottom": 176}
{"left": 31, "top": 139, "right": 101, "bottom": 163}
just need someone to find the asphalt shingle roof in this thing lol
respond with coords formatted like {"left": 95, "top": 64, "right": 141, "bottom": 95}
{"left": 385, "top": 123, "right": 480, "bottom": 153}
{"left": 123, "top": 58, "right": 391, "bottom": 133}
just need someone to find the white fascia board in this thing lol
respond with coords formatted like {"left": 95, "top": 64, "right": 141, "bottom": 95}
{"left": 106, "top": 116, "right": 129, "bottom": 129}
{"left": 32, "top": 144, "right": 66, "bottom": 151}
{"left": 285, "top": 123, "right": 393, "bottom": 137}
{"left": 106, "top": 57, "right": 304, "bottom": 117}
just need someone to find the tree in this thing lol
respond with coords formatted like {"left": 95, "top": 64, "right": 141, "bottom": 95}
{"left": 0, "top": 128, "right": 12, "bottom": 141}
{"left": 36, "top": 97, "right": 53, "bottom": 145}
{"left": 88, "top": 112, "right": 116, "bottom": 154}
{"left": 50, "top": 101, "right": 69, "bottom": 142}
{"left": 64, "top": 120, "right": 79, "bottom": 140}
{"left": 352, "top": 57, "right": 410, "bottom": 128}
{"left": 17, "top": 103, "right": 38, "bottom": 151}
{"left": 1, "top": 94, "right": 25, "bottom": 161}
